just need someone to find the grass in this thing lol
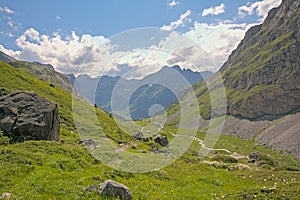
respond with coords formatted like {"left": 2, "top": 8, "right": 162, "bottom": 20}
{"left": 0, "top": 61, "right": 300, "bottom": 199}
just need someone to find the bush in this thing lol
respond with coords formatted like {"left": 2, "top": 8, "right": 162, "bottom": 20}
{"left": 258, "top": 154, "right": 278, "bottom": 167}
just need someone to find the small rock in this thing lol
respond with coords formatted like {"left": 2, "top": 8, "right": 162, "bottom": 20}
{"left": 83, "top": 184, "right": 98, "bottom": 192}
{"left": 133, "top": 132, "right": 143, "bottom": 140}
{"left": 80, "top": 139, "right": 99, "bottom": 150}
{"left": 154, "top": 134, "right": 169, "bottom": 147}
{"left": 132, "top": 143, "right": 137, "bottom": 149}
{"left": 98, "top": 180, "right": 132, "bottom": 200}
{"left": 0, "top": 193, "right": 11, "bottom": 200}
{"left": 249, "top": 152, "right": 260, "bottom": 161}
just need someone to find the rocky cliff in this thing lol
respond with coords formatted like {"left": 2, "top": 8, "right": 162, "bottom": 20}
{"left": 220, "top": 0, "right": 300, "bottom": 120}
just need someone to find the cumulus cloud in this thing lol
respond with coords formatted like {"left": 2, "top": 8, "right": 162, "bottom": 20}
{"left": 4, "top": 28, "right": 116, "bottom": 77}
{"left": 238, "top": 0, "right": 282, "bottom": 20}
{"left": 184, "top": 21, "right": 256, "bottom": 68}
{"left": 202, "top": 3, "right": 225, "bottom": 17}
{"left": 0, "top": 44, "right": 21, "bottom": 57}
{"left": 167, "top": 0, "right": 179, "bottom": 7}
{"left": 0, "top": 6, "right": 15, "bottom": 14}
{"left": 161, "top": 9, "right": 192, "bottom": 31}
{"left": 1, "top": 18, "right": 258, "bottom": 79}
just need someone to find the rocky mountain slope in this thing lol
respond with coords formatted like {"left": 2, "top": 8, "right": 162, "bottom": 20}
{"left": 221, "top": 0, "right": 300, "bottom": 120}
{"left": 172, "top": 0, "right": 300, "bottom": 159}
{"left": 0, "top": 54, "right": 75, "bottom": 94}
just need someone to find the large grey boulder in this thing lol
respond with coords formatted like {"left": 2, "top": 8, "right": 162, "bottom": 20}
{"left": 0, "top": 91, "right": 60, "bottom": 142}
{"left": 98, "top": 180, "right": 132, "bottom": 200}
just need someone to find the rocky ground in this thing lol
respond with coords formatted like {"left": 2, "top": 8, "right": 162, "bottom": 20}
{"left": 212, "top": 113, "right": 300, "bottom": 159}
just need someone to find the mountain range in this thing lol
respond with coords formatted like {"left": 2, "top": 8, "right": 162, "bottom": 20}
{"left": 70, "top": 66, "right": 212, "bottom": 120}
{"left": 0, "top": 0, "right": 300, "bottom": 198}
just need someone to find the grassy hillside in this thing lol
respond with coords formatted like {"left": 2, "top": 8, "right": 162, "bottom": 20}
{"left": 1, "top": 61, "right": 300, "bottom": 199}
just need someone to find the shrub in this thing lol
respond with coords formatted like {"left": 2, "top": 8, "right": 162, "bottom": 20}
{"left": 258, "top": 154, "right": 278, "bottom": 167}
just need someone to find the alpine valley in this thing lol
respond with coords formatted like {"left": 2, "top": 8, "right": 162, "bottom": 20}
{"left": 0, "top": 0, "right": 299, "bottom": 199}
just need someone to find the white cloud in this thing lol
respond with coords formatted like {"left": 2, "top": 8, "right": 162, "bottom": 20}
{"left": 202, "top": 3, "right": 225, "bottom": 17}
{"left": 2, "top": 28, "right": 116, "bottom": 77}
{"left": 167, "top": 0, "right": 179, "bottom": 7}
{"left": 7, "top": 21, "right": 14, "bottom": 28}
{"left": 238, "top": 0, "right": 282, "bottom": 20}
{"left": 161, "top": 9, "right": 192, "bottom": 31}
{"left": 0, "top": 6, "right": 15, "bottom": 14}
{"left": 0, "top": 44, "right": 21, "bottom": 57}
{"left": 1, "top": 18, "right": 258, "bottom": 79}
{"left": 6, "top": 18, "right": 18, "bottom": 31}
{"left": 55, "top": 16, "right": 62, "bottom": 20}
{"left": 184, "top": 21, "right": 256, "bottom": 69}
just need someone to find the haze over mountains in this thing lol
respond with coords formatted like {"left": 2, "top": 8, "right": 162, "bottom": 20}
{"left": 70, "top": 66, "right": 212, "bottom": 120}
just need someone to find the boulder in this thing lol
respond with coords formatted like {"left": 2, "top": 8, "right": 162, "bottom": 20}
{"left": 98, "top": 180, "right": 132, "bottom": 200}
{"left": 80, "top": 139, "right": 99, "bottom": 150}
{"left": 249, "top": 152, "right": 260, "bottom": 161}
{"left": 154, "top": 134, "right": 169, "bottom": 147}
{"left": 0, "top": 91, "right": 60, "bottom": 142}
{"left": 133, "top": 132, "right": 143, "bottom": 140}
{"left": 0, "top": 192, "right": 11, "bottom": 200}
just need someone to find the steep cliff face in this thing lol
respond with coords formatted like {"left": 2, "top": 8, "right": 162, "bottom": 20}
{"left": 220, "top": 0, "right": 300, "bottom": 120}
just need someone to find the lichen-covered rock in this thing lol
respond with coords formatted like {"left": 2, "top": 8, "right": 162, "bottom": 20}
{"left": 98, "top": 180, "right": 132, "bottom": 200}
{"left": 0, "top": 91, "right": 60, "bottom": 142}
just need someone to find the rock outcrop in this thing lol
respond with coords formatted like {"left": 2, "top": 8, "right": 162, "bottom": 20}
{"left": 219, "top": 0, "right": 300, "bottom": 120}
{"left": 0, "top": 91, "right": 60, "bottom": 142}
{"left": 98, "top": 180, "right": 132, "bottom": 200}
{"left": 9, "top": 61, "right": 74, "bottom": 94}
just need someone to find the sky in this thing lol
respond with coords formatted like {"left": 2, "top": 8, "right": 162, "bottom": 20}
{"left": 0, "top": 0, "right": 282, "bottom": 78}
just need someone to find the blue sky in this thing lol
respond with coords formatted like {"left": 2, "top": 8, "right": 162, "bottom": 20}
{"left": 0, "top": 0, "right": 281, "bottom": 77}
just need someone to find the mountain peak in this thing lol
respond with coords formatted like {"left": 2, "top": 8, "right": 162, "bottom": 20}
{"left": 171, "top": 65, "right": 182, "bottom": 71}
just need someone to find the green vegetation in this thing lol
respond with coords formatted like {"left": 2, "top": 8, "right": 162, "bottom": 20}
{"left": 0, "top": 61, "right": 300, "bottom": 199}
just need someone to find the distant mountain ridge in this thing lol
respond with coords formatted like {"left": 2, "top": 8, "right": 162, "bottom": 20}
{"left": 73, "top": 65, "right": 212, "bottom": 120}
